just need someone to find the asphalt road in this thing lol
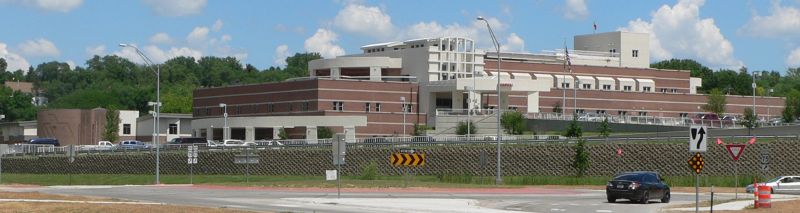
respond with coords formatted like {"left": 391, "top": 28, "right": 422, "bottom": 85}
{"left": 2, "top": 185, "right": 732, "bottom": 213}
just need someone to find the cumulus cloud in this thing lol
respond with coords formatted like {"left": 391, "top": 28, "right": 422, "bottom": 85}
{"left": 619, "top": 0, "right": 742, "bottom": 68}
{"left": 788, "top": 47, "right": 800, "bottom": 67}
{"left": 333, "top": 3, "right": 395, "bottom": 39}
{"left": 500, "top": 33, "right": 525, "bottom": 52}
{"left": 739, "top": 3, "right": 800, "bottom": 38}
{"left": 0, "top": 43, "right": 30, "bottom": 71}
{"left": 563, "top": 0, "right": 589, "bottom": 20}
{"left": 404, "top": 17, "right": 509, "bottom": 49}
{"left": 85, "top": 45, "right": 106, "bottom": 57}
{"left": 273, "top": 45, "right": 290, "bottom": 66}
{"left": 142, "top": 0, "right": 206, "bottom": 16}
{"left": 1, "top": 0, "right": 83, "bottom": 12}
{"left": 64, "top": 60, "right": 75, "bottom": 70}
{"left": 18, "top": 38, "right": 60, "bottom": 57}
{"left": 304, "top": 29, "right": 345, "bottom": 58}
{"left": 274, "top": 24, "right": 305, "bottom": 34}
{"left": 149, "top": 33, "right": 173, "bottom": 44}
{"left": 186, "top": 26, "right": 210, "bottom": 46}
{"left": 212, "top": 19, "right": 223, "bottom": 32}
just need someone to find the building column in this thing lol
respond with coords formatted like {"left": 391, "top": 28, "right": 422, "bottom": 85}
{"left": 452, "top": 90, "right": 464, "bottom": 110}
{"left": 344, "top": 126, "right": 356, "bottom": 143}
{"left": 206, "top": 127, "right": 214, "bottom": 141}
{"left": 331, "top": 67, "right": 341, "bottom": 79}
{"left": 467, "top": 90, "right": 480, "bottom": 113}
{"left": 527, "top": 92, "right": 539, "bottom": 113}
{"left": 222, "top": 127, "right": 231, "bottom": 140}
{"left": 305, "top": 126, "right": 318, "bottom": 144}
{"left": 245, "top": 126, "right": 255, "bottom": 142}
{"left": 272, "top": 127, "right": 281, "bottom": 139}
{"left": 499, "top": 92, "right": 509, "bottom": 110}
{"left": 369, "top": 66, "right": 382, "bottom": 81}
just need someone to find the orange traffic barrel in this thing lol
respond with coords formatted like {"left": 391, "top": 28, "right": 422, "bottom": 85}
{"left": 758, "top": 185, "right": 771, "bottom": 208}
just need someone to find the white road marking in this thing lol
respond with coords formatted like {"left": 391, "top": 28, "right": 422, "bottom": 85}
{"left": 569, "top": 203, "right": 579, "bottom": 206}
{"left": 270, "top": 204, "right": 301, "bottom": 208}
{"left": 596, "top": 210, "right": 613, "bottom": 213}
{"left": 506, "top": 207, "right": 522, "bottom": 211}
{"left": 550, "top": 209, "right": 566, "bottom": 212}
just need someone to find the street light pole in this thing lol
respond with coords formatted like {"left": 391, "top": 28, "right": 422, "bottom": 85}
{"left": 219, "top": 103, "right": 228, "bottom": 139}
{"left": 120, "top": 43, "right": 161, "bottom": 185}
{"left": 401, "top": 97, "right": 406, "bottom": 136}
{"left": 478, "top": 16, "right": 503, "bottom": 185}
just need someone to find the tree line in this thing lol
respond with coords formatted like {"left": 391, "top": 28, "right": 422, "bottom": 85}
{"left": 0, "top": 53, "right": 321, "bottom": 121}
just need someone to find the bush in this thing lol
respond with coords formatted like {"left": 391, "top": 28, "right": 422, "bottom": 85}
{"left": 572, "top": 138, "right": 590, "bottom": 177}
{"left": 597, "top": 117, "right": 611, "bottom": 138}
{"left": 456, "top": 121, "right": 476, "bottom": 135}
{"left": 278, "top": 128, "right": 288, "bottom": 139}
{"left": 564, "top": 119, "right": 582, "bottom": 138}
{"left": 501, "top": 111, "right": 526, "bottom": 135}
{"left": 413, "top": 123, "right": 430, "bottom": 136}
{"left": 317, "top": 127, "right": 333, "bottom": 139}
{"left": 360, "top": 161, "right": 378, "bottom": 180}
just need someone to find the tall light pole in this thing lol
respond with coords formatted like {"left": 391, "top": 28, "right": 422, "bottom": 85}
{"left": 400, "top": 97, "right": 407, "bottom": 136}
{"left": 478, "top": 16, "right": 502, "bottom": 185}
{"left": 752, "top": 71, "right": 757, "bottom": 120}
{"left": 219, "top": 103, "right": 228, "bottom": 139}
{"left": 464, "top": 86, "right": 472, "bottom": 140}
{"left": 120, "top": 43, "right": 161, "bottom": 185}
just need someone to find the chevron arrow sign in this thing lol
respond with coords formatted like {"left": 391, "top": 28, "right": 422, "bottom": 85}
{"left": 390, "top": 153, "right": 426, "bottom": 166}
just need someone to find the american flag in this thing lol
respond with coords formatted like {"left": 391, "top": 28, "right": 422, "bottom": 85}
{"left": 564, "top": 45, "right": 572, "bottom": 72}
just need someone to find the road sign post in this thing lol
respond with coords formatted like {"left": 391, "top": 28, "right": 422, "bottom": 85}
{"left": 233, "top": 147, "right": 258, "bottom": 184}
{"left": 390, "top": 149, "right": 426, "bottom": 188}
{"left": 688, "top": 153, "right": 704, "bottom": 213}
{"left": 187, "top": 146, "right": 198, "bottom": 184}
{"left": 725, "top": 144, "right": 746, "bottom": 199}
{"left": 68, "top": 145, "right": 75, "bottom": 185}
{"left": 332, "top": 134, "right": 346, "bottom": 198}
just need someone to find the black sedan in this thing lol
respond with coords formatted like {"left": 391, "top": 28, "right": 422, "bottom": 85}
{"left": 606, "top": 171, "right": 670, "bottom": 204}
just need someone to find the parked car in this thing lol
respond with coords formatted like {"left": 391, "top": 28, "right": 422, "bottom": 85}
{"left": 168, "top": 137, "right": 207, "bottom": 145}
{"left": 745, "top": 176, "right": 800, "bottom": 194}
{"left": 606, "top": 171, "right": 670, "bottom": 204}
{"left": 221, "top": 139, "right": 246, "bottom": 147}
{"left": 82, "top": 141, "right": 115, "bottom": 151}
{"left": 28, "top": 138, "right": 61, "bottom": 147}
{"left": 118, "top": 140, "right": 150, "bottom": 149}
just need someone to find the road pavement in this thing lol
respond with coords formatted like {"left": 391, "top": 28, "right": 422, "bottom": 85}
{"left": 1, "top": 185, "right": 738, "bottom": 213}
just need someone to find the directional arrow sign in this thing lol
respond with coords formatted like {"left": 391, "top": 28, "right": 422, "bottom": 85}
{"left": 689, "top": 126, "right": 707, "bottom": 152}
{"left": 725, "top": 144, "right": 746, "bottom": 161}
{"left": 390, "top": 153, "right": 425, "bottom": 167}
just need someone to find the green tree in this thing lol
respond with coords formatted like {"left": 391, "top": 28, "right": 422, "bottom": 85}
{"left": 702, "top": 88, "right": 727, "bottom": 116}
{"left": 501, "top": 111, "right": 526, "bottom": 135}
{"left": 160, "top": 84, "right": 194, "bottom": 113}
{"left": 456, "top": 121, "right": 476, "bottom": 135}
{"left": 784, "top": 90, "right": 800, "bottom": 121}
{"left": 278, "top": 128, "right": 288, "bottom": 139}
{"left": 597, "top": 117, "right": 611, "bottom": 138}
{"left": 571, "top": 138, "right": 590, "bottom": 177}
{"left": 783, "top": 106, "right": 796, "bottom": 123}
{"left": 739, "top": 107, "right": 758, "bottom": 135}
{"left": 317, "top": 126, "right": 333, "bottom": 139}
{"left": 564, "top": 119, "right": 583, "bottom": 138}
{"left": 102, "top": 109, "right": 120, "bottom": 142}
{"left": 0, "top": 86, "right": 38, "bottom": 121}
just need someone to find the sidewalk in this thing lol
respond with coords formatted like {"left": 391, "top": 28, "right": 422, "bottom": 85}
{"left": 667, "top": 194, "right": 800, "bottom": 211}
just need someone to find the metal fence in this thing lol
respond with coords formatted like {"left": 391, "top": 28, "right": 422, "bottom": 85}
{"left": 7, "top": 135, "right": 799, "bottom": 157}
{"left": 528, "top": 112, "right": 794, "bottom": 129}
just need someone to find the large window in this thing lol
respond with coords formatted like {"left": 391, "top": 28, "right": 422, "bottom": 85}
{"left": 632, "top": 49, "right": 639, "bottom": 58}
{"left": 123, "top": 124, "right": 131, "bottom": 135}
{"left": 402, "top": 104, "right": 412, "bottom": 113}
{"left": 623, "top": 86, "right": 632, "bottom": 91}
{"left": 365, "top": 103, "right": 371, "bottom": 112}
{"left": 301, "top": 102, "right": 309, "bottom": 111}
{"left": 375, "top": 103, "right": 382, "bottom": 112}
{"left": 332, "top": 101, "right": 343, "bottom": 111}
{"left": 643, "top": 86, "right": 651, "bottom": 92}
{"left": 561, "top": 83, "right": 570, "bottom": 88}
{"left": 638, "top": 111, "right": 648, "bottom": 116}
{"left": 582, "top": 84, "right": 592, "bottom": 89}
{"left": 168, "top": 124, "right": 178, "bottom": 135}
{"left": 267, "top": 104, "right": 275, "bottom": 112}
{"left": 618, "top": 111, "right": 628, "bottom": 116}
{"left": 602, "top": 85, "right": 612, "bottom": 90}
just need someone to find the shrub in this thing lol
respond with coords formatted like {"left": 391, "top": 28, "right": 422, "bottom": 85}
{"left": 317, "top": 127, "right": 333, "bottom": 139}
{"left": 456, "top": 121, "right": 476, "bottom": 135}
{"left": 597, "top": 117, "right": 611, "bottom": 138}
{"left": 572, "top": 138, "right": 590, "bottom": 177}
{"left": 360, "top": 160, "right": 378, "bottom": 180}
{"left": 564, "top": 119, "right": 582, "bottom": 138}
{"left": 501, "top": 111, "right": 526, "bottom": 135}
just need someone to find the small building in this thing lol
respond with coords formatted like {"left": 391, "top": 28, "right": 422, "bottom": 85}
{"left": 37, "top": 108, "right": 140, "bottom": 146}
{"left": 136, "top": 113, "right": 193, "bottom": 144}
{"left": 0, "top": 121, "right": 37, "bottom": 144}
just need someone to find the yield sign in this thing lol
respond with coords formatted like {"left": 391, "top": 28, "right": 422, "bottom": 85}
{"left": 725, "top": 144, "right": 747, "bottom": 161}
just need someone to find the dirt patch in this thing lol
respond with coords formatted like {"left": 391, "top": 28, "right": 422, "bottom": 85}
{"left": 714, "top": 199, "right": 800, "bottom": 213}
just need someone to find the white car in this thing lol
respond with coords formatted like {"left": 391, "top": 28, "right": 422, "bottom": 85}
{"left": 745, "top": 176, "right": 800, "bottom": 194}
{"left": 222, "top": 139, "right": 246, "bottom": 147}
